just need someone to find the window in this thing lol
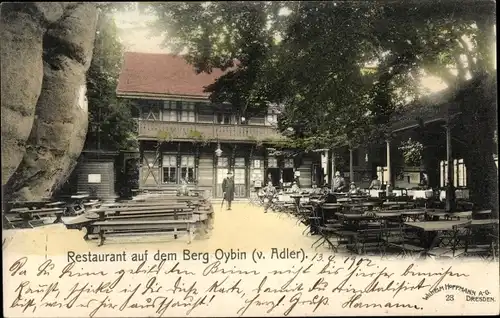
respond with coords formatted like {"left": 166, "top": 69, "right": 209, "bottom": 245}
{"left": 284, "top": 158, "right": 294, "bottom": 168}
{"left": 377, "top": 166, "right": 389, "bottom": 184}
{"left": 180, "top": 102, "right": 196, "bottom": 122}
{"left": 440, "top": 159, "right": 467, "bottom": 187}
{"left": 252, "top": 159, "right": 261, "bottom": 168}
{"left": 234, "top": 157, "right": 245, "bottom": 167}
{"left": 267, "top": 157, "right": 278, "bottom": 168}
{"left": 265, "top": 109, "right": 278, "bottom": 126}
{"left": 217, "top": 157, "right": 229, "bottom": 168}
{"left": 141, "top": 101, "right": 161, "bottom": 120}
{"left": 455, "top": 159, "right": 466, "bottom": 187}
{"left": 249, "top": 117, "right": 265, "bottom": 125}
{"left": 180, "top": 155, "right": 196, "bottom": 183}
{"left": 234, "top": 169, "right": 245, "bottom": 184}
{"left": 163, "top": 101, "right": 178, "bottom": 121}
{"left": 216, "top": 113, "right": 232, "bottom": 124}
{"left": 162, "top": 155, "right": 177, "bottom": 183}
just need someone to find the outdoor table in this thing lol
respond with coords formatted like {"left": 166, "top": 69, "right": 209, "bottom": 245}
{"left": 375, "top": 211, "right": 403, "bottom": 220}
{"left": 346, "top": 202, "right": 378, "bottom": 209}
{"left": 392, "top": 189, "right": 408, "bottom": 197}
{"left": 367, "top": 190, "right": 384, "bottom": 198}
{"left": 404, "top": 220, "right": 472, "bottom": 255}
{"left": 46, "top": 201, "right": 65, "bottom": 207}
{"left": 8, "top": 200, "right": 51, "bottom": 211}
{"left": 439, "top": 189, "right": 470, "bottom": 201}
{"left": 473, "top": 210, "right": 492, "bottom": 219}
{"left": 427, "top": 210, "right": 472, "bottom": 220}
{"left": 67, "top": 194, "right": 91, "bottom": 215}
{"left": 309, "top": 199, "right": 322, "bottom": 205}
{"left": 470, "top": 219, "right": 499, "bottom": 226}
{"left": 278, "top": 194, "right": 293, "bottom": 202}
{"left": 405, "top": 220, "right": 470, "bottom": 232}
{"left": 400, "top": 209, "right": 427, "bottom": 221}
{"left": 382, "top": 201, "right": 409, "bottom": 209}
{"left": 407, "top": 190, "right": 433, "bottom": 199}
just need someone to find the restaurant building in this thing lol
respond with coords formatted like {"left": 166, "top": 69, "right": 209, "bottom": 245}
{"left": 116, "top": 52, "right": 326, "bottom": 198}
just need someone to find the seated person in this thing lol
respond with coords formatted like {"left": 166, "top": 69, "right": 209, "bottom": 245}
{"left": 418, "top": 172, "right": 429, "bottom": 189}
{"left": 290, "top": 181, "right": 301, "bottom": 194}
{"left": 321, "top": 189, "right": 337, "bottom": 203}
{"left": 348, "top": 182, "right": 361, "bottom": 195}
{"left": 263, "top": 181, "right": 277, "bottom": 213}
{"left": 368, "top": 175, "right": 382, "bottom": 190}
{"left": 321, "top": 182, "right": 330, "bottom": 194}
{"left": 332, "top": 171, "right": 347, "bottom": 192}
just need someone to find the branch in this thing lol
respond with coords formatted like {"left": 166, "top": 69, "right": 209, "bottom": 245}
{"left": 474, "top": 16, "right": 496, "bottom": 73}
{"left": 424, "top": 64, "right": 457, "bottom": 88}
{"left": 451, "top": 46, "right": 467, "bottom": 81}
{"left": 457, "top": 37, "right": 477, "bottom": 74}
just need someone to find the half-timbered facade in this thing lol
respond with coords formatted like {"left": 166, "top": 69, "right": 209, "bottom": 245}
{"left": 116, "top": 52, "right": 321, "bottom": 198}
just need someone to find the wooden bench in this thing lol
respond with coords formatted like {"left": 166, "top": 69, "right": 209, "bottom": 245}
{"left": 17, "top": 207, "right": 65, "bottom": 223}
{"left": 84, "top": 201, "right": 197, "bottom": 245}
{"left": 90, "top": 219, "right": 196, "bottom": 246}
{"left": 3, "top": 213, "right": 35, "bottom": 229}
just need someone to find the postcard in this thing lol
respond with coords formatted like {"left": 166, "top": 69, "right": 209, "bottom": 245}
{"left": 2, "top": 1, "right": 498, "bottom": 317}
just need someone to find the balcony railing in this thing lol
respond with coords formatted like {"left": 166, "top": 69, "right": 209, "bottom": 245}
{"left": 138, "top": 120, "right": 285, "bottom": 142}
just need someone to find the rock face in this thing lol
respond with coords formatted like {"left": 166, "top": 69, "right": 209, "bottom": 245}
{"left": 1, "top": 3, "right": 97, "bottom": 201}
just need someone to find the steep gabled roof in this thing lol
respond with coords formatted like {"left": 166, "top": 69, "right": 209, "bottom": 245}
{"left": 116, "top": 52, "right": 233, "bottom": 98}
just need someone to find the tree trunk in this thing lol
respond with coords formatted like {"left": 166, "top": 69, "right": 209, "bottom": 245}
{"left": 459, "top": 74, "right": 498, "bottom": 217}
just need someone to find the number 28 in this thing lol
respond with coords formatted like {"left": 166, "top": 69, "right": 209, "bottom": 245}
{"left": 446, "top": 295, "right": 454, "bottom": 301}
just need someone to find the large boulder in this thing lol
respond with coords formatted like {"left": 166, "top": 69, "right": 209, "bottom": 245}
{"left": 0, "top": 3, "right": 70, "bottom": 185}
{"left": 3, "top": 3, "right": 97, "bottom": 201}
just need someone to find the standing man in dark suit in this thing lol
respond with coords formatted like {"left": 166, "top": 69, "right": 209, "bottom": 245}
{"left": 222, "top": 171, "right": 235, "bottom": 210}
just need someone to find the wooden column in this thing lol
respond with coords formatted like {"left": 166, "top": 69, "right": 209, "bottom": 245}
{"left": 194, "top": 144, "right": 200, "bottom": 188}
{"left": 386, "top": 139, "right": 392, "bottom": 186}
{"left": 445, "top": 123, "right": 455, "bottom": 212}
{"left": 331, "top": 149, "right": 336, "bottom": 187}
{"left": 212, "top": 144, "right": 217, "bottom": 198}
{"left": 349, "top": 148, "right": 354, "bottom": 183}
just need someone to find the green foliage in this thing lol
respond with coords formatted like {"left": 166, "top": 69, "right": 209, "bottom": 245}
{"left": 85, "top": 12, "right": 137, "bottom": 151}
{"left": 145, "top": 2, "right": 290, "bottom": 117}
{"left": 157, "top": 130, "right": 172, "bottom": 143}
{"left": 187, "top": 130, "right": 208, "bottom": 145}
{"left": 398, "top": 138, "right": 424, "bottom": 167}
{"left": 145, "top": 1, "right": 496, "bottom": 151}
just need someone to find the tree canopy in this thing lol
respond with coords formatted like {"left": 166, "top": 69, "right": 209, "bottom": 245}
{"left": 142, "top": 1, "right": 497, "bottom": 213}
{"left": 145, "top": 1, "right": 495, "bottom": 151}
{"left": 84, "top": 10, "right": 137, "bottom": 151}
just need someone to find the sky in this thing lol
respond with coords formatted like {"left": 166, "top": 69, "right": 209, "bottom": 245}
{"left": 112, "top": 6, "right": 484, "bottom": 94}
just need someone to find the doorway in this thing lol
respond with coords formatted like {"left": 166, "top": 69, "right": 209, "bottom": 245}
{"left": 233, "top": 157, "right": 247, "bottom": 198}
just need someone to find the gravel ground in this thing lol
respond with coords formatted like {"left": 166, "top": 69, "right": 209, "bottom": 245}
{"left": 2, "top": 202, "right": 332, "bottom": 256}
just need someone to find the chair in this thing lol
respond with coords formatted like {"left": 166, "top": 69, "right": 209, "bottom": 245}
{"left": 385, "top": 222, "right": 426, "bottom": 258}
{"left": 462, "top": 222, "right": 499, "bottom": 260}
{"left": 427, "top": 221, "right": 473, "bottom": 258}
{"left": 347, "top": 220, "right": 386, "bottom": 255}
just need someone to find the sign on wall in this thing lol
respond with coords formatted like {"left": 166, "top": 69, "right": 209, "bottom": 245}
{"left": 88, "top": 174, "right": 102, "bottom": 184}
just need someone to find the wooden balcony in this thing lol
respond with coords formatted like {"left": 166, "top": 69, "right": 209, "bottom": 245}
{"left": 137, "top": 120, "right": 285, "bottom": 142}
